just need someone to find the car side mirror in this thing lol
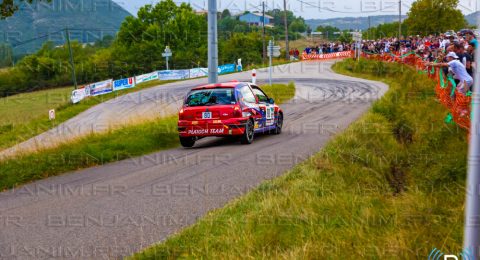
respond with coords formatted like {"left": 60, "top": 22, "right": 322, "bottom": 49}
{"left": 268, "top": 98, "right": 275, "bottom": 104}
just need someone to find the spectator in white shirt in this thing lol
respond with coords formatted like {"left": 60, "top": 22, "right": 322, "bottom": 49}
{"left": 426, "top": 52, "right": 473, "bottom": 94}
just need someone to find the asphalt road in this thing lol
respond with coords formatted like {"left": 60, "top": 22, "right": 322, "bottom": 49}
{"left": 0, "top": 60, "right": 388, "bottom": 259}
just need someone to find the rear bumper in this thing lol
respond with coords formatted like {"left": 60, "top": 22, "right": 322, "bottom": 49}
{"left": 178, "top": 118, "right": 247, "bottom": 137}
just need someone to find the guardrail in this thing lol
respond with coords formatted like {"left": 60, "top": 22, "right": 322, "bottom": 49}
{"left": 362, "top": 51, "right": 472, "bottom": 131}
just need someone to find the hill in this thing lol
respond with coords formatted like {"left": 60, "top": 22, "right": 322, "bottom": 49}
{"left": 0, "top": 0, "right": 131, "bottom": 55}
{"left": 306, "top": 12, "right": 478, "bottom": 31}
{"left": 465, "top": 11, "right": 478, "bottom": 25}
{"left": 306, "top": 15, "right": 406, "bottom": 31}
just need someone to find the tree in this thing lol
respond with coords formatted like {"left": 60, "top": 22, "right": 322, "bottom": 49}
{"left": 266, "top": 9, "right": 295, "bottom": 29}
{"left": 115, "top": 0, "right": 208, "bottom": 73}
{"left": 404, "top": 0, "right": 467, "bottom": 35}
{"left": 0, "top": 44, "right": 13, "bottom": 67}
{"left": 221, "top": 9, "right": 231, "bottom": 19}
{"left": 315, "top": 25, "right": 341, "bottom": 40}
{"left": 0, "top": 0, "right": 50, "bottom": 19}
{"left": 219, "top": 32, "right": 262, "bottom": 65}
{"left": 363, "top": 22, "right": 407, "bottom": 39}
{"left": 289, "top": 19, "right": 307, "bottom": 33}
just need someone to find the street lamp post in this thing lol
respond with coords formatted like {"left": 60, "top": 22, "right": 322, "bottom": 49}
{"left": 208, "top": 0, "right": 218, "bottom": 83}
{"left": 162, "top": 46, "right": 172, "bottom": 70}
{"left": 463, "top": 10, "right": 480, "bottom": 259}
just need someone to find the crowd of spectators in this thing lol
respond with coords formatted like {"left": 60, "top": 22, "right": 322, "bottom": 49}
{"left": 360, "top": 30, "right": 477, "bottom": 94}
{"left": 296, "top": 30, "right": 477, "bottom": 95}
{"left": 302, "top": 42, "right": 353, "bottom": 55}
{"left": 306, "top": 30, "right": 477, "bottom": 95}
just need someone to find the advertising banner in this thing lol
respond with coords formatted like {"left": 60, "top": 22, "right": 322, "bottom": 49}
{"left": 218, "top": 64, "right": 236, "bottom": 75}
{"left": 135, "top": 72, "right": 159, "bottom": 84}
{"left": 113, "top": 77, "right": 135, "bottom": 91}
{"left": 189, "top": 68, "right": 208, "bottom": 78}
{"left": 87, "top": 79, "right": 113, "bottom": 96}
{"left": 158, "top": 70, "right": 190, "bottom": 80}
{"left": 301, "top": 51, "right": 353, "bottom": 60}
{"left": 71, "top": 88, "right": 87, "bottom": 104}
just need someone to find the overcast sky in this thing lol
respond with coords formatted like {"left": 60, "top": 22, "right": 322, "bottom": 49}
{"left": 113, "top": 0, "right": 478, "bottom": 19}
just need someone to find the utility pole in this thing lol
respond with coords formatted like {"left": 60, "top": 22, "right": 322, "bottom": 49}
{"left": 208, "top": 0, "right": 218, "bottom": 84}
{"left": 398, "top": 0, "right": 402, "bottom": 39}
{"left": 464, "top": 8, "right": 480, "bottom": 258}
{"left": 283, "top": 0, "right": 289, "bottom": 60}
{"left": 262, "top": 1, "right": 266, "bottom": 65}
{"left": 65, "top": 28, "right": 78, "bottom": 90}
{"left": 268, "top": 39, "right": 273, "bottom": 86}
{"left": 368, "top": 16, "right": 371, "bottom": 40}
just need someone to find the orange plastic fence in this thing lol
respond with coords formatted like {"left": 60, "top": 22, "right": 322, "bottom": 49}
{"left": 363, "top": 52, "right": 472, "bottom": 131}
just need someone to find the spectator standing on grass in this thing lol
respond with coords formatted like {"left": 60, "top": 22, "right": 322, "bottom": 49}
{"left": 426, "top": 52, "right": 473, "bottom": 94}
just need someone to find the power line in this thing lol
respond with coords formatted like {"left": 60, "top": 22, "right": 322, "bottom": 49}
{"left": 7, "top": 28, "right": 120, "bottom": 48}
{"left": 10, "top": 29, "right": 66, "bottom": 48}
{"left": 295, "top": 0, "right": 400, "bottom": 14}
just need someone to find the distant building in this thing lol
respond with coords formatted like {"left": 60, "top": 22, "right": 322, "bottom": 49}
{"left": 238, "top": 12, "right": 274, "bottom": 27}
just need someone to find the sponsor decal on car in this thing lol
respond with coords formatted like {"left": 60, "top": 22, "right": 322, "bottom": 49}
{"left": 187, "top": 128, "right": 225, "bottom": 135}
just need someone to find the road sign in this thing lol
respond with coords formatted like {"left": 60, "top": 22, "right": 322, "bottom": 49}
{"left": 163, "top": 46, "right": 172, "bottom": 70}
{"left": 49, "top": 109, "right": 55, "bottom": 120}
{"left": 268, "top": 46, "right": 281, "bottom": 58}
{"left": 351, "top": 32, "right": 362, "bottom": 41}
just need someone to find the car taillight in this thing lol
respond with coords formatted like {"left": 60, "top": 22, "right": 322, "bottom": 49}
{"left": 233, "top": 105, "right": 242, "bottom": 117}
{"left": 179, "top": 108, "right": 185, "bottom": 120}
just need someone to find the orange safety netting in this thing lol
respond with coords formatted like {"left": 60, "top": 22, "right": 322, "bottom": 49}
{"left": 362, "top": 52, "right": 472, "bottom": 131}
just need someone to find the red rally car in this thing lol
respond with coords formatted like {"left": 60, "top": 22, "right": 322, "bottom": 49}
{"left": 177, "top": 81, "right": 284, "bottom": 147}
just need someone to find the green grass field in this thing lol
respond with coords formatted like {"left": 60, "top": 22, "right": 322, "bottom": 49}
{"left": 0, "top": 83, "right": 295, "bottom": 191}
{"left": 260, "top": 82, "right": 295, "bottom": 104}
{"left": 0, "top": 86, "right": 73, "bottom": 125}
{"left": 0, "top": 80, "right": 175, "bottom": 150}
{"left": 131, "top": 59, "right": 467, "bottom": 259}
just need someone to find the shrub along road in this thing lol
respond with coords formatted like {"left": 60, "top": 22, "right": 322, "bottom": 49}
{"left": 0, "top": 60, "right": 388, "bottom": 259}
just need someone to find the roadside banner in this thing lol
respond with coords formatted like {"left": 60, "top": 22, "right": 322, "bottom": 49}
{"left": 218, "top": 64, "right": 236, "bottom": 74}
{"left": 158, "top": 70, "right": 190, "bottom": 80}
{"left": 71, "top": 88, "right": 87, "bottom": 104}
{"left": 113, "top": 77, "right": 135, "bottom": 91}
{"left": 189, "top": 68, "right": 208, "bottom": 78}
{"left": 135, "top": 72, "right": 159, "bottom": 84}
{"left": 88, "top": 79, "right": 113, "bottom": 96}
{"left": 301, "top": 51, "right": 353, "bottom": 60}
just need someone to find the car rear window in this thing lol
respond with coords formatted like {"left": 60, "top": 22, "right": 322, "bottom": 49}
{"left": 185, "top": 88, "right": 236, "bottom": 107}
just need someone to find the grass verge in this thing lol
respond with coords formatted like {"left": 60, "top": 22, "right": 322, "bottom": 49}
{"left": 131, "top": 58, "right": 467, "bottom": 259}
{"left": 260, "top": 82, "right": 295, "bottom": 105}
{"left": 0, "top": 83, "right": 295, "bottom": 191}
{"left": 0, "top": 80, "right": 175, "bottom": 150}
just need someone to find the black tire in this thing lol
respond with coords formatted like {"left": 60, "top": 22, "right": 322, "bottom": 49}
{"left": 240, "top": 119, "right": 255, "bottom": 144}
{"left": 272, "top": 113, "right": 283, "bottom": 135}
{"left": 179, "top": 136, "right": 195, "bottom": 148}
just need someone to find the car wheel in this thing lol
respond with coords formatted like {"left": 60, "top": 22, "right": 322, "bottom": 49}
{"left": 272, "top": 113, "right": 283, "bottom": 135}
{"left": 240, "top": 119, "right": 254, "bottom": 144}
{"left": 179, "top": 136, "right": 195, "bottom": 148}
